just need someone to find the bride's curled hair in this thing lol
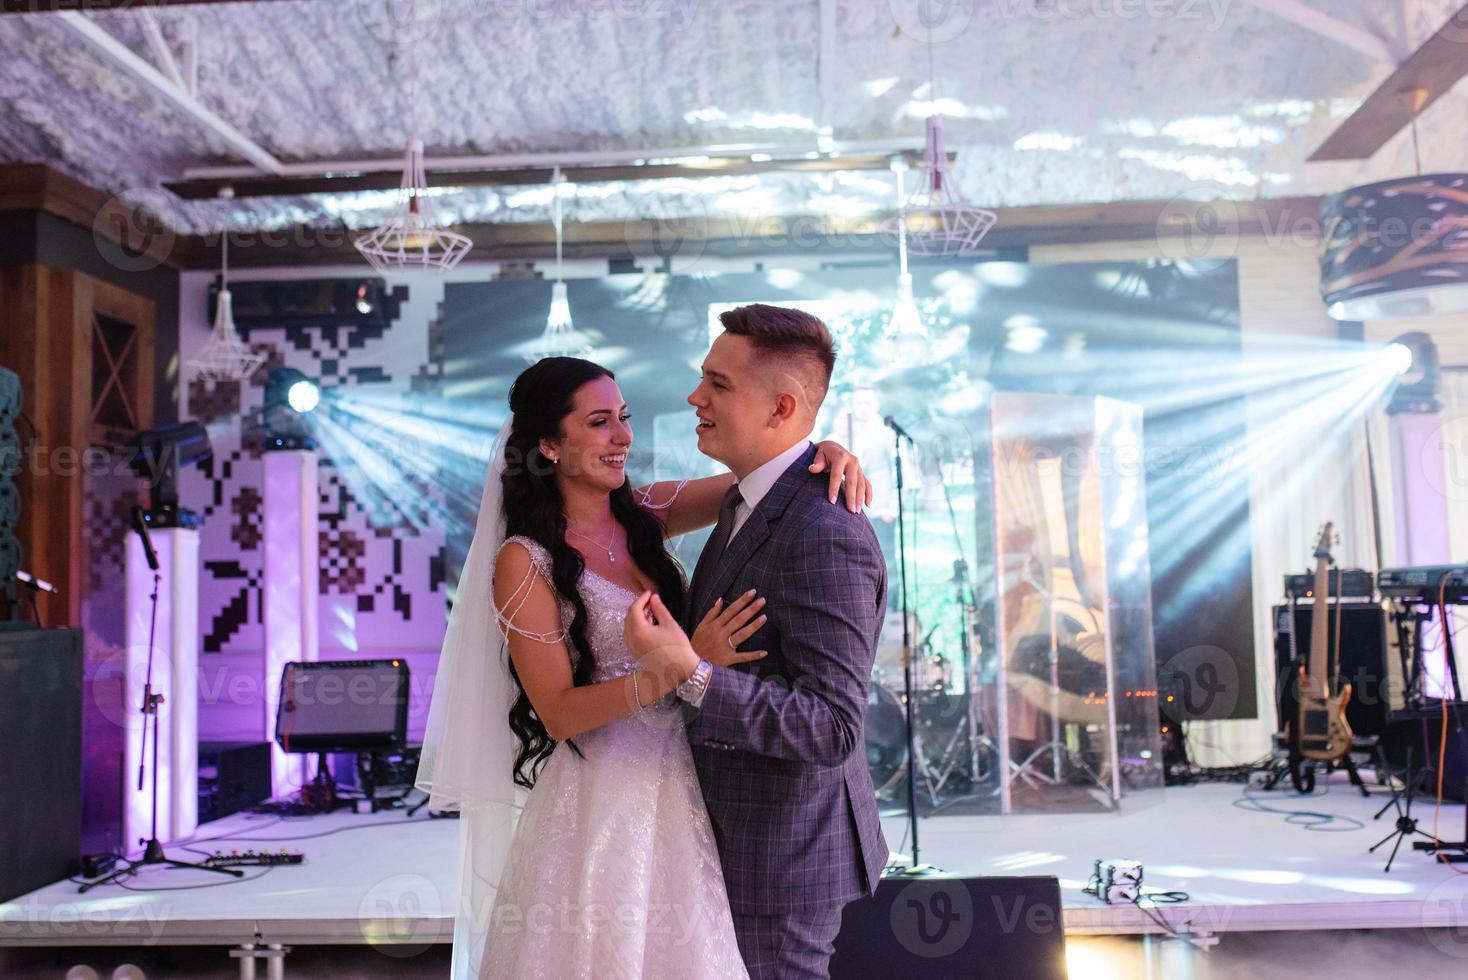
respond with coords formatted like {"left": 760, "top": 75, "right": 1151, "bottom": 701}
{"left": 501, "top": 357, "right": 687, "bottom": 788}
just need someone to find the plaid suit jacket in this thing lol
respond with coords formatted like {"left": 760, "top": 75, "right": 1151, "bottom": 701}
{"left": 685, "top": 443, "right": 888, "bottom": 915}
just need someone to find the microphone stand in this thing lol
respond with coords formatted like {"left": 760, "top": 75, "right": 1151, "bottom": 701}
{"left": 885, "top": 416, "right": 939, "bottom": 876}
{"left": 80, "top": 509, "right": 241, "bottom": 892}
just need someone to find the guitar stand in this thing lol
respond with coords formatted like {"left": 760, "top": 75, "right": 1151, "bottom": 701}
{"left": 1261, "top": 734, "right": 1372, "bottom": 797}
{"left": 1336, "top": 742, "right": 1372, "bottom": 798}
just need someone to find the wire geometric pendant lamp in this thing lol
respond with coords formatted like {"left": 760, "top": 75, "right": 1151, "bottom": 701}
{"left": 525, "top": 169, "right": 593, "bottom": 364}
{"left": 189, "top": 190, "right": 266, "bottom": 382}
{"left": 355, "top": 138, "right": 472, "bottom": 273}
{"left": 893, "top": 114, "right": 997, "bottom": 257}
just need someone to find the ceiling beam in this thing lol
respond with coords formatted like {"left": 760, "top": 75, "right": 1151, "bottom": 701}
{"left": 1308, "top": 2, "right": 1468, "bottom": 161}
{"left": 163, "top": 151, "right": 938, "bottom": 200}
{"left": 1237, "top": 0, "right": 1404, "bottom": 62}
{"left": 53, "top": 12, "right": 284, "bottom": 173}
{"left": 160, "top": 197, "right": 1325, "bottom": 269}
{"left": 137, "top": 9, "right": 185, "bottom": 92}
{"left": 0, "top": 164, "right": 1322, "bottom": 274}
{"left": 176, "top": 136, "right": 933, "bottom": 182}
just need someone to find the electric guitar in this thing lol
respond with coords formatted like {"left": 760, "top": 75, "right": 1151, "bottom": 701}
{"left": 1294, "top": 523, "right": 1353, "bottom": 762}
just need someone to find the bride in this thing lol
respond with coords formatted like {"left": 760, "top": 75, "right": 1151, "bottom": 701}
{"left": 416, "top": 356, "right": 869, "bottom": 979}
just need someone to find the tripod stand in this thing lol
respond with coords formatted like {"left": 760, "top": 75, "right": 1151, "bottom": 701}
{"left": 1369, "top": 745, "right": 1437, "bottom": 873}
{"left": 81, "top": 519, "right": 240, "bottom": 892}
{"left": 922, "top": 560, "right": 993, "bottom": 797}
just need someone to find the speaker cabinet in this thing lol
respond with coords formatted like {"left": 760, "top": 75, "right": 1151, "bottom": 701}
{"left": 1273, "top": 602, "right": 1397, "bottom": 739}
{"left": 198, "top": 741, "right": 272, "bottom": 824}
{"left": 0, "top": 628, "right": 82, "bottom": 902}
{"left": 831, "top": 875, "right": 1067, "bottom": 979}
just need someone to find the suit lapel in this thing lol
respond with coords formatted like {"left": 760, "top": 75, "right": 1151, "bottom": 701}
{"left": 698, "top": 444, "right": 816, "bottom": 608}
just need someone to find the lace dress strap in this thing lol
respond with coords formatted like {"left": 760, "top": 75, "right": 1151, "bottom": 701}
{"left": 634, "top": 479, "right": 690, "bottom": 512}
{"left": 495, "top": 536, "right": 570, "bottom": 644}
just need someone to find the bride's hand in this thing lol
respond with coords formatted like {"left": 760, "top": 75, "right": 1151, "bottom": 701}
{"left": 624, "top": 592, "right": 700, "bottom": 685}
{"left": 692, "top": 590, "right": 769, "bottom": 668}
{"left": 810, "top": 440, "right": 872, "bottom": 513}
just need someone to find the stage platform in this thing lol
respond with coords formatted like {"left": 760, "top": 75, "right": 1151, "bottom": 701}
{"left": 3, "top": 773, "right": 1466, "bottom": 952}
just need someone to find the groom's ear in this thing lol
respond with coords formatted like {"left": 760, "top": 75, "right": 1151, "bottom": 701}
{"left": 770, "top": 391, "right": 800, "bottom": 426}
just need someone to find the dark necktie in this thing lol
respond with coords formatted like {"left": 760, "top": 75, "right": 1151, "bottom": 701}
{"left": 690, "top": 483, "right": 743, "bottom": 607}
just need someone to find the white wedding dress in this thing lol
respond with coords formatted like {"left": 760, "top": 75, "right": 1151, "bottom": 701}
{"left": 478, "top": 536, "right": 748, "bottom": 980}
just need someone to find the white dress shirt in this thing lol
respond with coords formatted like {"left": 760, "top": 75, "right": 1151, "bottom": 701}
{"left": 727, "top": 439, "right": 812, "bottom": 544}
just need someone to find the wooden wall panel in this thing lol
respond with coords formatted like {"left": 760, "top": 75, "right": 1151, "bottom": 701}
{"left": 0, "top": 264, "right": 155, "bottom": 627}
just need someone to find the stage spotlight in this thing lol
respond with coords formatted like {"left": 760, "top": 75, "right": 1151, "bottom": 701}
{"left": 266, "top": 368, "right": 320, "bottom": 415}
{"left": 263, "top": 368, "right": 322, "bottom": 449}
{"left": 1386, "top": 342, "right": 1413, "bottom": 378}
{"left": 1387, "top": 331, "right": 1440, "bottom": 414}
{"left": 125, "top": 421, "right": 213, "bottom": 527}
{"left": 288, "top": 377, "right": 321, "bottom": 413}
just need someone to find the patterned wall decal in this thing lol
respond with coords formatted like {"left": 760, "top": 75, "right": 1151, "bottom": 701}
{"left": 182, "top": 278, "right": 447, "bottom": 661}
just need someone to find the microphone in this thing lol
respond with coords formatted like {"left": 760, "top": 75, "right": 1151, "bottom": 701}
{"left": 883, "top": 415, "right": 917, "bottom": 444}
{"left": 15, "top": 570, "right": 59, "bottom": 595}
{"left": 131, "top": 506, "right": 160, "bottom": 572}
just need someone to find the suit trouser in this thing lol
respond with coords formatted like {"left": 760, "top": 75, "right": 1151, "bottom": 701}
{"left": 731, "top": 905, "right": 844, "bottom": 980}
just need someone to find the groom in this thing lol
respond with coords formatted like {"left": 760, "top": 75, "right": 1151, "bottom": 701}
{"left": 675, "top": 304, "right": 887, "bottom": 978}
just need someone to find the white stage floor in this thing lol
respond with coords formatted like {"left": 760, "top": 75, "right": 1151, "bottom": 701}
{"left": 4, "top": 772, "right": 1467, "bottom": 949}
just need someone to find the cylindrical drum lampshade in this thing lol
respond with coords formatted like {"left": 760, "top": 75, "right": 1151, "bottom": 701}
{"left": 1321, "top": 173, "right": 1468, "bottom": 321}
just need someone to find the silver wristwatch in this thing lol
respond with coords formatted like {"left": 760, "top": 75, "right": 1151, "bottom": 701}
{"left": 676, "top": 659, "right": 713, "bottom": 706}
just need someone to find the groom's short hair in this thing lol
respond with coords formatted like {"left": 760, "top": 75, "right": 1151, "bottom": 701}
{"left": 718, "top": 304, "right": 836, "bottom": 408}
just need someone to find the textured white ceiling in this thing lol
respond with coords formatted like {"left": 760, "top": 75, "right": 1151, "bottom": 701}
{"left": 0, "top": 0, "right": 1463, "bottom": 235}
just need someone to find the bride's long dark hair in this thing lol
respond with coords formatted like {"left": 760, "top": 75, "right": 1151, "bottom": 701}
{"left": 502, "top": 357, "right": 687, "bottom": 788}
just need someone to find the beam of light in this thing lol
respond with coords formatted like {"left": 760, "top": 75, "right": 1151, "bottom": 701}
{"left": 992, "top": 331, "right": 1406, "bottom": 609}
{"left": 301, "top": 390, "right": 509, "bottom": 602}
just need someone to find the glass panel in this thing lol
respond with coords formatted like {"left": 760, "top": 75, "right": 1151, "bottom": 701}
{"left": 991, "top": 392, "right": 1124, "bottom": 814}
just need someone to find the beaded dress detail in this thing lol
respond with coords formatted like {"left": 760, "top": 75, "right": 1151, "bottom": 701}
{"left": 480, "top": 535, "right": 748, "bottom": 980}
